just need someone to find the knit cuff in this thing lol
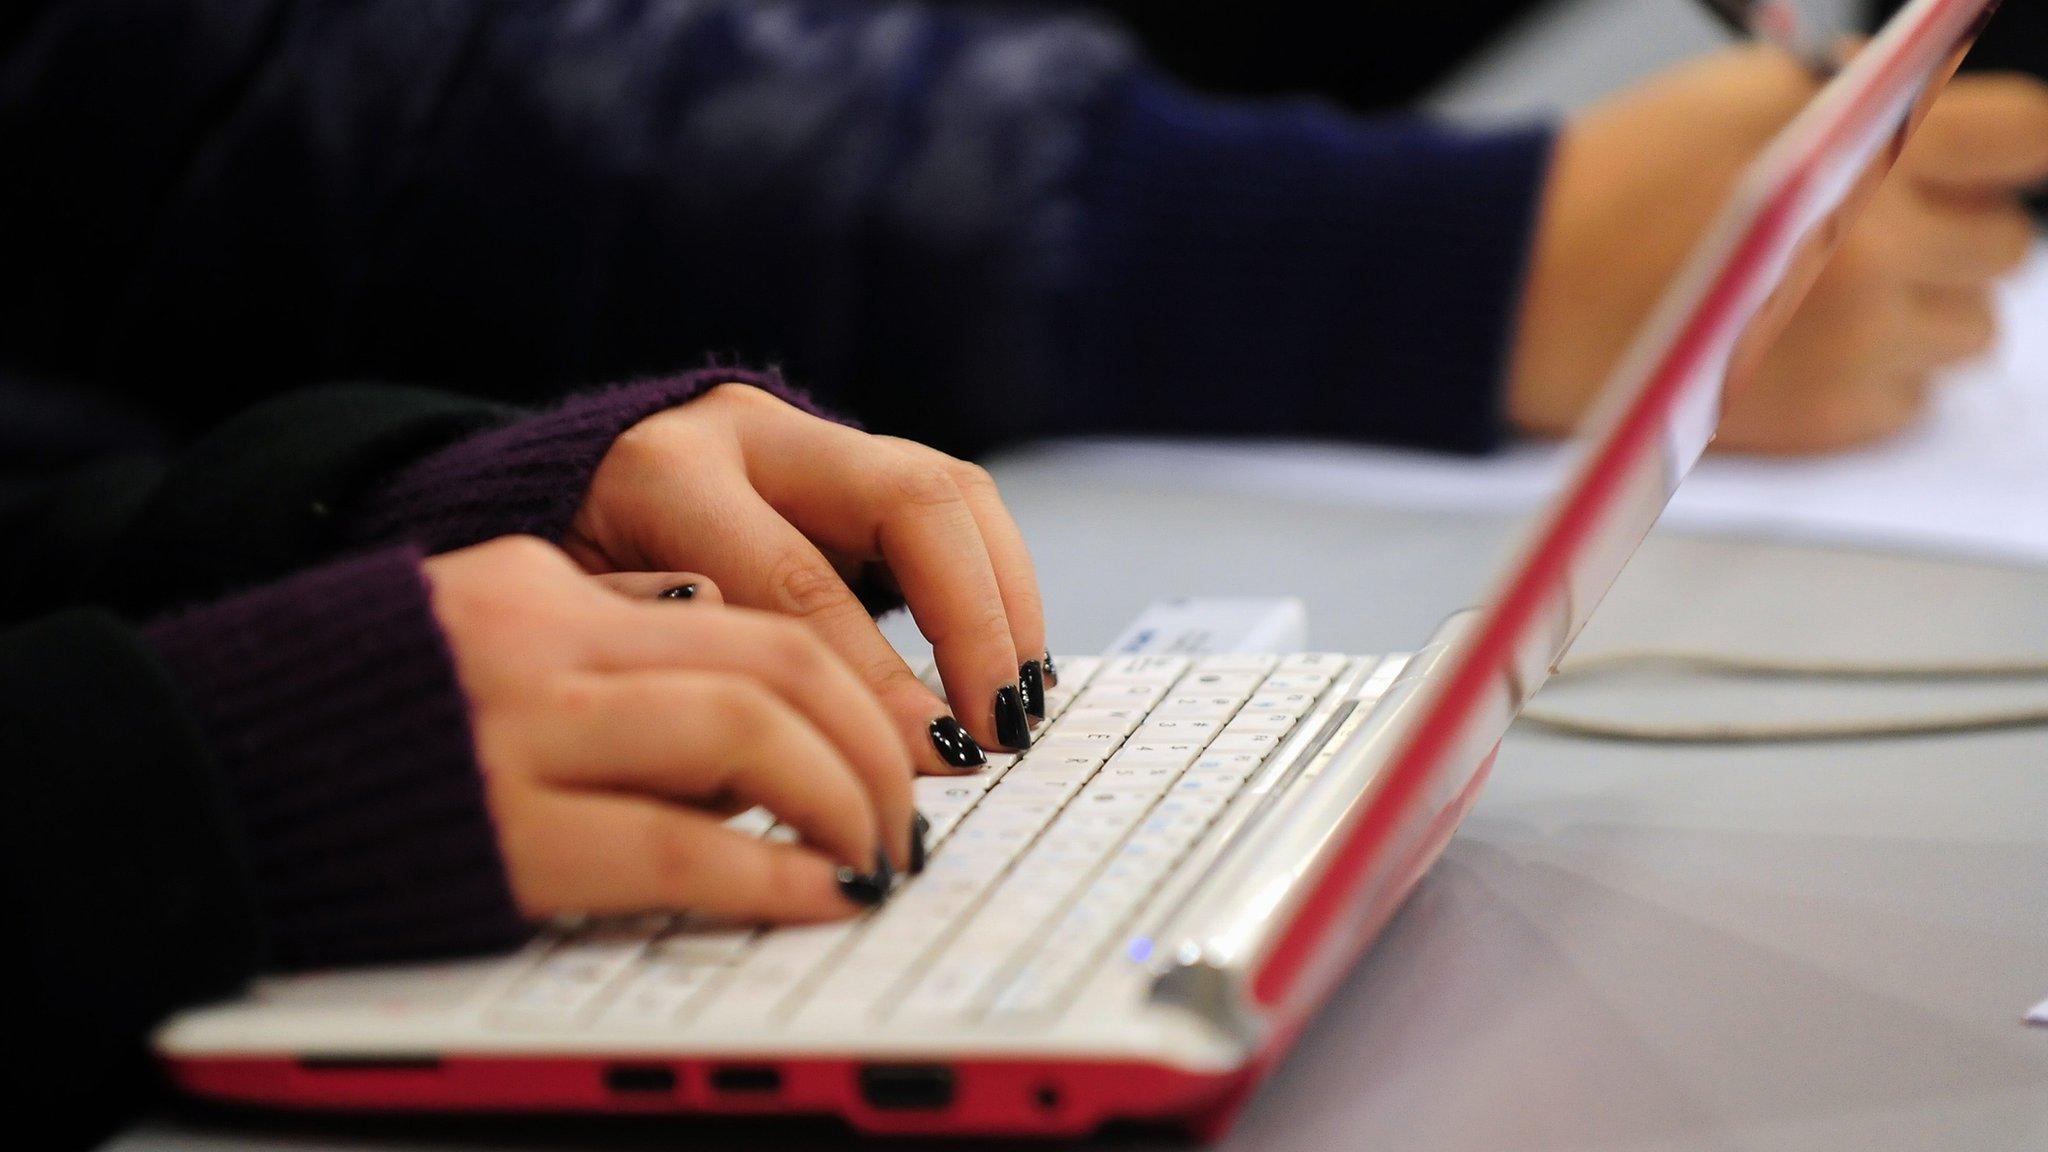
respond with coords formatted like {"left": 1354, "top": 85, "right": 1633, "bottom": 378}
{"left": 1075, "top": 79, "right": 1556, "bottom": 454}
{"left": 144, "top": 546, "right": 526, "bottom": 969}
{"left": 351, "top": 367, "right": 831, "bottom": 553}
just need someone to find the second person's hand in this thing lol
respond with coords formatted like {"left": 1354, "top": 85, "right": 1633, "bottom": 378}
{"left": 1511, "top": 48, "right": 2048, "bottom": 453}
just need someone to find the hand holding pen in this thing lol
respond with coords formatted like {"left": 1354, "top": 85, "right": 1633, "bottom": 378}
{"left": 1508, "top": 17, "right": 2048, "bottom": 452}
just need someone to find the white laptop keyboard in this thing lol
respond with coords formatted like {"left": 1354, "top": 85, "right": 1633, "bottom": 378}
{"left": 488, "top": 652, "right": 1384, "bottom": 1033}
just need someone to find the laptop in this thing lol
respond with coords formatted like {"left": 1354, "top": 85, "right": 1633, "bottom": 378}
{"left": 152, "top": 0, "right": 1998, "bottom": 1137}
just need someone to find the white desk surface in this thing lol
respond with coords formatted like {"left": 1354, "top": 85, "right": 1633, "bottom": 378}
{"left": 1033, "top": 243, "right": 2048, "bottom": 568}
{"left": 118, "top": 448, "right": 2048, "bottom": 1152}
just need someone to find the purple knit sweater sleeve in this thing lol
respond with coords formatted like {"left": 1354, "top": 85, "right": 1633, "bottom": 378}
{"left": 144, "top": 546, "right": 526, "bottom": 969}
{"left": 133, "top": 371, "right": 855, "bottom": 971}
{"left": 353, "top": 367, "right": 831, "bottom": 551}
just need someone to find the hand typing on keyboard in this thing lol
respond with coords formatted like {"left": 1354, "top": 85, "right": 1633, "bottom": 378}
{"left": 567, "top": 382, "right": 1051, "bottom": 771}
{"left": 424, "top": 537, "right": 915, "bottom": 923}
{"left": 409, "top": 382, "right": 1068, "bottom": 937}
{"left": 490, "top": 652, "right": 1373, "bottom": 1032}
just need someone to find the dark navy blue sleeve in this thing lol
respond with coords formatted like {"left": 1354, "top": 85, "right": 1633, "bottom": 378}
{"left": 1068, "top": 81, "right": 1552, "bottom": 454}
{"left": 0, "top": 0, "right": 1552, "bottom": 455}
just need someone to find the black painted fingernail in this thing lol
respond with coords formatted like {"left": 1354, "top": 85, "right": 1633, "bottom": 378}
{"left": 994, "top": 685, "right": 1032, "bottom": 751}
{"left": 910, "top": 812, "right": 929, "bottom": 874}
{"left": 1042, "top": 651, "right": 1059, "bottom": 688}
{"left": 835, "top": 848, "right": 896, "bottom": 907}
{"left": 927, "top": 717, "right": 987, "bottom": 771}
{"left": 657, "top": 583, "right": 698, "bottom": 601}
{"left": 834, "top": 865, "right": 881, "bottom": 905}
{"left": 1019, "top": 660, "right": 1047, "bottom": 720}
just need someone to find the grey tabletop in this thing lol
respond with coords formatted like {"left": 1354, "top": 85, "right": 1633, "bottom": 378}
{"left": 118, "top": 445, "right": 2048, "bottom": 1152}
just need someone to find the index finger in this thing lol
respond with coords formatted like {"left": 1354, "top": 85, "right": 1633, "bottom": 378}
{"left": 509, "top": 791, "right": 864, "bottom": 922}
{"left": 750, "top": 430, "right": 1036, "bottom": 746}
{"left": 1904, "top": 74, "right": 2048, "bottom": 192}
{"left": 885, "top": 441, "right": 1049, "bottom": 674}
{"left": 583, "top": 599, "right": 917, "bottom": 867}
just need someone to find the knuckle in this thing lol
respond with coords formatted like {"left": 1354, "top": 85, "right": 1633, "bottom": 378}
{"left": 948, "top": 460, "right": 999, "bottom": 499}
{"left": 481, "top": 534, "right": 567, "bottom": 572}
{"left": 608, "top": 416, "right": 709, "bottom": 481}
{"left": 547, "top": 674, "right": 606, "bottom": 721}
{"left": 701, "top": 675, "right": 773, "bottom": 733}
{"left": 767, "top": 550, "right": 849, "bottom": 619}
{"left": 886, "top": 461, "right": 963, "bottom": 510}
{"left": 963, "top": 600, "right": 1015, "bottom": 645}
{"left": 606, "top": 420, "right": 674, "bottom": 470}
{"left": 720, "top": 676, "right": 782, "bottom": 729}
{"left": 762, "top": 620, "right": 827, "bottom": 681}
{"left": 860, "top": 652, "right": 931, "bottom": 701}
{"left": 705, "top": 381, "right": 779, "bottom": 413}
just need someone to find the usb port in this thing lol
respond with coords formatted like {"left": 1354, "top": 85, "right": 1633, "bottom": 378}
{"left": 709, "top": 1064, "right": 782, "bottom": 1095}
{"left": 858, "top": 1064, "right": 955, "bottom": 1111}
{"left": 603, "top": 1064, "right": 677, "bottom": 1095}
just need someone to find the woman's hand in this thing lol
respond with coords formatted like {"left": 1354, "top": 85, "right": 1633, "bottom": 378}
{"left": 563, "top": 382, "right": 1048, "bottom": 771}
{"left": 424, "top": 536, "right": 915, "bottom": 922}
{"left": 1512, "top": 48, "right": 2048, "bottom": 453}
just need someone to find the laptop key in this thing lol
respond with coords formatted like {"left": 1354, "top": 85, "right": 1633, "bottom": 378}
{"left": 1224, "top": 711, "right": 1299, "bottom": 735}
{"left": 1093, "top": 655, "right": 1190, "bottom": 684}
{"left": 1278, "top": 652, "right": 1349, "bottom": 674}
{"left": 1188, "top": 654, "right": 1279, "bottom": 674}
{"left": 1131, "top": 716, "right": 1225, "bottom": 742}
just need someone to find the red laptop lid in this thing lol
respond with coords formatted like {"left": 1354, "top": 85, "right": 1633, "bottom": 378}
{"left": 1251, "top": 0, "right": 2001, "bottom": 1012}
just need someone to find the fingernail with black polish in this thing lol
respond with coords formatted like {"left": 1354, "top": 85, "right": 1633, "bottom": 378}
{"left": 1042, "top": 651, "right": 1059, "bottom": 688}
{"left": 835, "top": 848, "right": 896, "bottom": 907}
{"left": 1019, "top": 660, "right": 1047, "bottom": 720}
{"left": 927, "top": 716, "right": 987, "bottom": 771}
{"left": 657, "top": 583, "right": 698, "bottom": 601}
{"left": 910, "top": 812, "right": 929, "bottom": 874}
{"left": 835, "top": 865, "right": 884, "bottom": 906}
{"left": 994, "top": 685, "right": 1032, "bottom": 751}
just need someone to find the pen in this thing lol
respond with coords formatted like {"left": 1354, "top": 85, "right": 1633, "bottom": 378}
{"left": 1693, "top": 0, "right": 1844, "bottom": 76}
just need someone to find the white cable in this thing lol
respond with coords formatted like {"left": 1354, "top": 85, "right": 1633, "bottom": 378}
{"left": 1517, "top": 650, "right": 2048, "bottom": 744}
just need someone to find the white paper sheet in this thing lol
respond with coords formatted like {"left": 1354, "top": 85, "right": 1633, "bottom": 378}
{"left": 1030, "top": 243, "right": 2048, "bottom": 564}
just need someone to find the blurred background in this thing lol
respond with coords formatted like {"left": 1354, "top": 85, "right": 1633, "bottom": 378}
{"left": 993, "top": 0, "right": 2048, "bottom": 574}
